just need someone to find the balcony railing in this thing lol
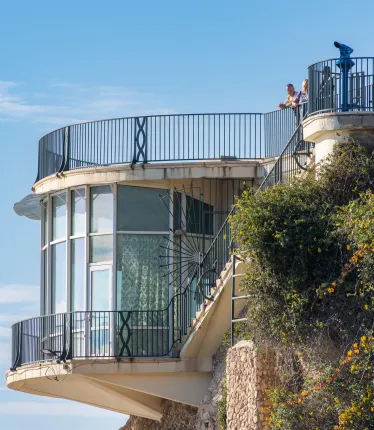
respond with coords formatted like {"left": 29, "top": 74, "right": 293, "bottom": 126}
{"left": 36, "top": 113, "right": 265, "bottom": 181}
{"left": 11, "top": 310, "right": 174, "bottom": 368}
{"left": 308, "top": 57, "right": 374, "bottom": 115}
{"left": 35, "top": 108, "right": 310, "bottom": 182}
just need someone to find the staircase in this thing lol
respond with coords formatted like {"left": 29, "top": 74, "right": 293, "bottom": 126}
{"left": 174, "top": 108, "right": 315, "bottom": 355}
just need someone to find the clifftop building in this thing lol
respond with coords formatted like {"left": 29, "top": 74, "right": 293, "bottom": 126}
{"left": 7, "top": 48, "right": 374, "bottom": 426}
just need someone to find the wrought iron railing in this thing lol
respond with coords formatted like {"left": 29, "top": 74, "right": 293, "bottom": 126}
{"left": 263, "top": 104, "right": 307, "bottom": 157}
{"left": 35, "top": 107, "right": 308, "bottom": 182}
{"left": 308, "top": 57, "right": 374, "bottom": 115}
{"left": 11, "top": 310, "right": 172, "bottom": 368}
{"left": 171, "top": 219, "right": 232, "bottom": 344}
{"left": 36, "top": 113, "right": 265, "bottom": 181}
{"left": 258, "top": 107, "right": 312, "bottom": 193}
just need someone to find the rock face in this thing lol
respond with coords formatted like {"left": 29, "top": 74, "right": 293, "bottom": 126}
{"left": 226, "top": 340, "right": 278, "bottom": 430}
{"left": 120, "top": 399, "right": 198, "bottom": 430}
{"left": 194, "top": 344, "right": 228, "bottom": 429}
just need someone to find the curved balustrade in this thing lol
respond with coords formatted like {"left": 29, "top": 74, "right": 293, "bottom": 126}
{"left": 36, "top": 113, "right": 265, "bottom": 182}
{"left": 11, "top": 310, "right": 173, "bottom": 368}
{"left": 308, "top": 57, "right": 374, "bottom": 115}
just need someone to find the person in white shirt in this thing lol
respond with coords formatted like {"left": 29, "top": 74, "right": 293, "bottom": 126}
{"left": 278, "top": 84, "right": 299, "bottom": 109}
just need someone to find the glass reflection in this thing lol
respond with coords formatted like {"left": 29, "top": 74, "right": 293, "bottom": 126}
{"left": 52, "top": 193, "right": 66, "bottom": 240}
{"left": 90, "top": 235, "right": 113, "bottom": 263}
{"left": 90, "top": 186, "right": 112, "bottom": 233}
{"left": 117, "top": 185, "right": 169, "bottom": 231}
{"left": 52, "top": 241, "right": 66, "bottom": 313}
{"left": 72, "top": 238, "right": 85, "bottom": 311}
{"left": 72, "top": 189, "right": 85, "bottom": 236}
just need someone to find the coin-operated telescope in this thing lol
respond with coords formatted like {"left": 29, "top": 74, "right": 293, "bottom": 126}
{"left": 334, "top": 41, "right": 355, "bottom": 111}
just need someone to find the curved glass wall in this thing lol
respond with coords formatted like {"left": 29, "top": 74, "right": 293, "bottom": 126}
{"left": 40, "top": 179, "right": 250, "bottom": 319}
{"left": 41, "top": 184, "right": 170, "bottom": 316}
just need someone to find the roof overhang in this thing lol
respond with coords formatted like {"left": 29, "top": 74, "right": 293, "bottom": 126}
{"left": 13, "top": 194, "right": 42, "bottom": 220}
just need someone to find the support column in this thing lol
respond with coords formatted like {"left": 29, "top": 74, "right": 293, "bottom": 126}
{"left": 226, "top": 341, "right": 278, "bottom": 430}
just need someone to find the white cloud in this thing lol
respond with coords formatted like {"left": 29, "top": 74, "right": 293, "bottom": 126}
{"left": 0, "top": 401, "right": 127, "bottom": 418}
{"left": 0, "top": 80, "right": 174, "bottom": 129}
{"left": 0, "top": 284, "right": 39, "bottom": 304}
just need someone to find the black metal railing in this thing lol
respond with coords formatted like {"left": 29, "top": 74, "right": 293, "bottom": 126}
{"left": 264, "top": 103, "right": 307, "bottom": 157}
{"left": 11, "top": 310, "right": 171, "bottom": 368}
{"left": 172, "top": 219, "right": 232, "bottom": 343}
{"left": 308, "top": 57, "right": 374, "bottom": 115}
{"left": 257, "top": 126, "right": 313, "bottom": 193}
{"left": 36, "top": 113, "right": 264, "bottom": 181}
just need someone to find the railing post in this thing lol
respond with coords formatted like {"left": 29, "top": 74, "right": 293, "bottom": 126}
{"left": 11, "top": 322, "right": 23, "bottom": 370}
{"left": 231, "top": 252, "right": 236, "bottom": 347}
{"left": 65, "top": 126, "right": 71, "bottom": 172}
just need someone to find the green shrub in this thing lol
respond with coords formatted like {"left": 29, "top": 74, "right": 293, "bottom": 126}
{"left": 230, "top": 140, "right": 374, "bottom": 429}
{"left": 217, "top": 375, "right": 227, "bottom": 430}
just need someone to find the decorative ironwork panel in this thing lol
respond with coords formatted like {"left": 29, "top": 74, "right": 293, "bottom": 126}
{"left": 132, "top": 116, "right": 148, "bottom": 164}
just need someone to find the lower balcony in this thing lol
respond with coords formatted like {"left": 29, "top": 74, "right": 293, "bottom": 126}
{"left": 11, "top": 310, "right": 174, "bottom": 369}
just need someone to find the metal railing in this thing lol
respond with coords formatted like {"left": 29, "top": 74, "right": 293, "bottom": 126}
{"left": 11, "top": 310, "right": 171, "bottom": 368}
{"left": 264, "top": 103, "right": 307, "bottom": 157}
{"left": 308, "top": 57, "right": 374, "bottom": 115}
{"left": 172, "top": 219, "right": 232, "bottom": 344}
{"left": 36, "top": 113, "right": 264, "bottom": 181}
{"left": 257, "top": 113, "right": 313, "bottom": 193}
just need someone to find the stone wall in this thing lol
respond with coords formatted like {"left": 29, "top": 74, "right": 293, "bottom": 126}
{"left": 226, "top": 340, "right": 278, "bottom": 430}
{"left": 120, "top": 399, "right": 197, "bottom": 430}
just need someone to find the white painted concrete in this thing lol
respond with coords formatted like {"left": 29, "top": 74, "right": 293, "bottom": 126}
{"left": 303, "top": 112, "right": 374, "bottom": 165}
{"left": 33, "top": 160, "right": 260, "bottom": 195}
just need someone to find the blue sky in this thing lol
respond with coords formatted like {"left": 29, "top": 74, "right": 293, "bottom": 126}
{"left": 1, "top": 0, "right": 374, "bottom": 428}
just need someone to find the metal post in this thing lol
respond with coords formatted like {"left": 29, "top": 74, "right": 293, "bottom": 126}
{"left": 231, "top": 251, "right": 236, "bottom": 347}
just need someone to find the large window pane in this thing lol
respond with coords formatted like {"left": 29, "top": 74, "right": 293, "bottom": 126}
{"left": 117, "top": 186, "right": 169, "bottom": 231}
{"left": 90, "top": 186, "right": 113, "bottom": 233}
{"left": 72, "top": 189, "right": 86, "bottom": 236}
{"left": 91, "top": 270, "right": 110, "bottom": 311}
{"left": 90, "top": 235, "right": 113, "bottom": 263}
{"left": 42, "top": 202, "right": 48, "bottom": 246}
{"left": 52, "top": 193, "right": 66, "bottom": 240}
{"left": 116, "top": 234, "right": 168, "bottom": 311}
{"left": 72, "top": 238, "right": 85, "bottom": 311}
{"left": 42, "top": 249, "right": 48, "bottom": 315}
{"left": 52, "top": 242, "right": 66, "bottom": 313}
{"left": 186, "top": 196, "right": 214, "bottom": 235}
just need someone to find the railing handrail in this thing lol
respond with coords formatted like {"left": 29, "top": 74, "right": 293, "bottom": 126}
{"left": 38, "top": 112, "right": 264, "bottom": 142}
{"left": 308, "top": 56, "right": 374, "bottom": 69}
{"left": 35, "top": 107, "right": 307, "bottom": 182}
{"left": 256, "top": 122, "right": 305, "bottom": 194}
